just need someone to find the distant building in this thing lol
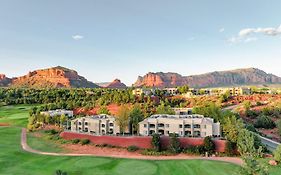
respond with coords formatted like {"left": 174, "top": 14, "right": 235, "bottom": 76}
{"left": 184, "top": 87, "right": 252, "bottom": 97}
{"left": 132, "top": 88, "right": 154, "bottom": 96}
{"left": 173, "top": 108, "right": 193, "bottom": 115}
{"left": 41, "top": 109, "right": 73, "bottom": 118}
{"left": 164, "top": 88, "right": 178, "bottom": 96}
{"left": 71, "top": 114, "right": 120, "bottom": 135}
{"left": 139, "top": 114, "right": 220, "bottom": 137}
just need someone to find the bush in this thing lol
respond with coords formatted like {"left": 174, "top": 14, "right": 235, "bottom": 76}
{"left": 184, "top": 145, "right": 205, "bottom": 155}
{"left": 140, "top": 149, "right": 175, "bottom": 156}
{"left": 45, "top": 129, "right": 59, "bottom": 135}
{"left": 225, "top": 140, "right": 236, "bottom": 156}
{"left": 245, "top": 124, "right": 256, "bottom": 132}
{"left": 274, "top": 145, "right": 281, "bottom": 162}
{"left": 169, "top": 133, "right": 181, "bottom": 153}
{"left": 152, "top": 133, "right": 161, "bottom": 152}
{"left": 254, "top": 115, "right": 276, "bottom": 129}
{"left": 127, "top": 145, "right": 139, "bottom": 152}
{"left": 81, "top": 139, "right": 90, "bottom": 145}
{"left": 245, "top": 110, "right": 259, "bottom": 118}
{"left": 203, "top": 136, "right": 215, "bottom": 154}
{"left": 71, "top": 139, "right": 80, "bottom": 144}
{"left": 277, "top": 120, "right": 281, "bottom": 137}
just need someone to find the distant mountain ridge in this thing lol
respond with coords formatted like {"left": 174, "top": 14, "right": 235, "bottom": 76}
{"left": 133, "top": 68, "right": 281, "bottom": 88}
{"left": 8, "top": 66, "right": 99, "bottom": 88}
{"left": 0, "top": 74, "right": 11, "bottom": 86}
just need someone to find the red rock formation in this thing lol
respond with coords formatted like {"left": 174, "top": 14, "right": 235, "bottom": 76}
{"left": 105, "top": 79, "right": 127, "bottom": 89}
{"left": 134, "top": 68, "right": 281, "bottom": 88}
{"left": 11, "top": 66, "right": 99, "bottom": 88}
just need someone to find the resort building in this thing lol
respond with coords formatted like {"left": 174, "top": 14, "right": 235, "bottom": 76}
{"left": 164, "top": 88, "right": 178, "bottom": 96}
{"left": 70, "top": 114, "right": 120, "bottom": 135}
{"left": 132, "top": 88, "right": 155, "bottom": 96}
{"left": 139, "top": 114, "right": 220, "bottom": 137}
{"left": 173, "top": 108, "right": 193, "bottom": 115}
{"left": 41, "top": 109, "right": 73, "bottom": 118}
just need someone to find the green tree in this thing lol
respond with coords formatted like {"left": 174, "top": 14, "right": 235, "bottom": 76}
{"left": 169, "top": 133, "right": 181, "bottom": 153}
{"left": 237, "top": 129, "right": 263, "bottom": 157}
{"left": 203, "top": 136, "right": 215, "bottom": 154}
{"left": 60, "top": 114, "right": 66, "bottom": 127}
{"left": 274, "top": 145, "right": 281, "bottom": 162}
{"left": 152, "top": 133, "right": 161, "bottom": 152}
{"left": 239, "top": 155, "right": 269, "bottom": 175}
{"left": 116, "top": 105, "right": 130, "bottom": 135}
{"left": 243, "top": 100, "right": 251, "bottom": 111}
{"left": 129, "top": 104, "right": 144, "bottom": 135}
{"left": 155, "top": 103, "right": 175, "bottom": 115}
{"left": 177, "top": 85, "right": 189, "bottom": 94}
{"left": 254, "top": 115, "right": 275, "bottom": 129}
{"left": 97, "top": 106, "right": 111, "bottom": 115}
{"left": 223, "top": 115, "right": 244, "bottom": 143}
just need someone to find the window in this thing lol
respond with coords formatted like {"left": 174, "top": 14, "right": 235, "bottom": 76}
{"left": 184, "top": 124, "right": 191, "bottom": 128}
{"left": 165, "top": 124, "right": 169, "bottom": 128}
{"left": 85, "top": 122, "right": 88, "bottom": 126}
{"left": 179, "top": 124, "right": 183, "bottom": 128}
{"left": 109, "top": 123, "right": 114, "bottom": 127}
{"left": 144, "top": 124, "right": 147, "bottom": 128}
{"left": 101, "top": 124, "right": 105, "bottom": 128}
{"left": 78, "top": 122, "right": 82, "bottom": 125}
{"left": 180, "top": 131, "right": 183, "bottom": 135}
{"left": 194, "top": 124, "right": 200, "bottom": 129}
{"left": 166, "top": 131, "right": 170, "bottom": 135}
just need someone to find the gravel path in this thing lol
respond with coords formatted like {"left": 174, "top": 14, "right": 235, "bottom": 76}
{"left": 21, "top": 128, "right": 243, "bottom": 165}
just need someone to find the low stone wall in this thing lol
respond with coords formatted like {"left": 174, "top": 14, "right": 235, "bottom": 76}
{"left": 60, "top": 132, "right": 226, "bottom": 152}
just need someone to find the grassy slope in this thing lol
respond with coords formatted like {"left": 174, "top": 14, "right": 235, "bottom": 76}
{"left": 0, "top": 105, "right": 243, "bottom": 175}
{"left": 27, "top": 131, "right": 67, "bottom": 153}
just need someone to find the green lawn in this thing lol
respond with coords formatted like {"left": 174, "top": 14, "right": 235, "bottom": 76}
{"left": 0, "top": 105, "right": 255, "bottom": 175}
{"left": 27, "top": 131, "right": 67, "bottom": 153}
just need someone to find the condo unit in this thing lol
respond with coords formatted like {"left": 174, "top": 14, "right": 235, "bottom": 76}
{"left": 41, "top": 109, "right": 74, "bottom": 118}
{"left": 139, "top": 114, "right": 220, "bottom": 137}
{"left": 71, "top": 114, "right": 120, "bottom": 135}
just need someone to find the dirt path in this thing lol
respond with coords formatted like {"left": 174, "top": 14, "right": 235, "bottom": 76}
{"left": 21, "top": 128, "right": 243, "bottom": 165}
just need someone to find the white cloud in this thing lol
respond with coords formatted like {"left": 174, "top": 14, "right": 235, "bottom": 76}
{"left": 228, "top": 24, "right": 281, "bottom": 43}
{"left": 72, "top": 35, "right": 84, "bottom": 40}
{"left": 244, "top": 37, "right": 258, "bottom": 43}
{"left": 219, "top": 28, "right": 225, "bottom": 33}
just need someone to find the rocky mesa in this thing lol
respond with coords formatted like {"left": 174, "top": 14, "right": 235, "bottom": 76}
{"left": 105, "top": 79, "right": 127, "bottom": 89}
{"left": 133, "top": 68, "right": 281, "bottom": 88}
{"left": 11, "top": 66, "right": 99, "bottom": 88}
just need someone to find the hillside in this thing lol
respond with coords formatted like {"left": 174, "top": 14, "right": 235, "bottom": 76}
{"left": 134, "top": 68, "right": 281, "bottom": 88}
{"left": 105, "top": 79, "right": 127, "bottom": 89}
{"left": 10, "top": 66, "right": 99, "bottom": 88}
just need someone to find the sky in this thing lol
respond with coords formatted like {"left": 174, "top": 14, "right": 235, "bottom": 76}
{"left": 0, "top": 0, "right": 281, "bottom": 85}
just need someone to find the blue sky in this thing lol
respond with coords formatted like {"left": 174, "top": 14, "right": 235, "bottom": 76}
{"left": 0, "top": 0, "right": 281, "bottom": 85}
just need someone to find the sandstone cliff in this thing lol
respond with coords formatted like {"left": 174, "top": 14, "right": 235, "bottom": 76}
{"left": 134, "top": 68, "right": 281, "bottom": 88}
{"left": 11, "top": 66, "right": 99, "bottom": 88}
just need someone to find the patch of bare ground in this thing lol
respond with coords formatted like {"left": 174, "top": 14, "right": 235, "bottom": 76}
{"left": 0, "top": 123, "right": 9, "bottom": 126}
{"left": 62, "top": 144, "right": 141, "bottom": 156}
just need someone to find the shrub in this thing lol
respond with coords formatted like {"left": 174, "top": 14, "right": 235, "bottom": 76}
{"left": 169, "top": 133, "right": 181, "bottom": 153}
{"left": 277, "top": 120, "right": 281, "bottom": 137}
{"left": 225, "top": 140, "right": 236, "bottom": 156}
{"left": 274, "top": 145, "right": 281, "bottom": 162}
{"left": 71, "top": 139, "right": 80, "bottom": 144}
{"left": 81, "top": 139, "right": 90, "bottom": 145}
{"left": 184, "top": 145, "right": 205, "bottom": 155}
{"left": 203, "top": 136, "right": 215, "bottom": 154}
{"left": 140, "top": 149, "right": 175, "bottom": 156}
{"left": 127, "top": 145, "right": 139, "bottom": 152}
{"left": 152, "top": 133, "right": 161, "bottom": 152}
{"left": 245, "top": 124, "right": 256, "bottom": 132}
{"left": 245, "top": 110, "right": 259, "bottom": 118}
{"left": 254, "top": 115, "right": 275, "bottom": 129}
{"left": 45, "top": 129, "right": 59, "bottom": 135}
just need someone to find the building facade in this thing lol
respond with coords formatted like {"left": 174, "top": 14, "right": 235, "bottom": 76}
{"left": 71, "top": 114, "right": 120, "bottom": 135}
{"left": 41, "top": 109, "right": 73, "bottom": 118}
{"left": 139, "top": 114, "right": 220, "bottom": 137}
